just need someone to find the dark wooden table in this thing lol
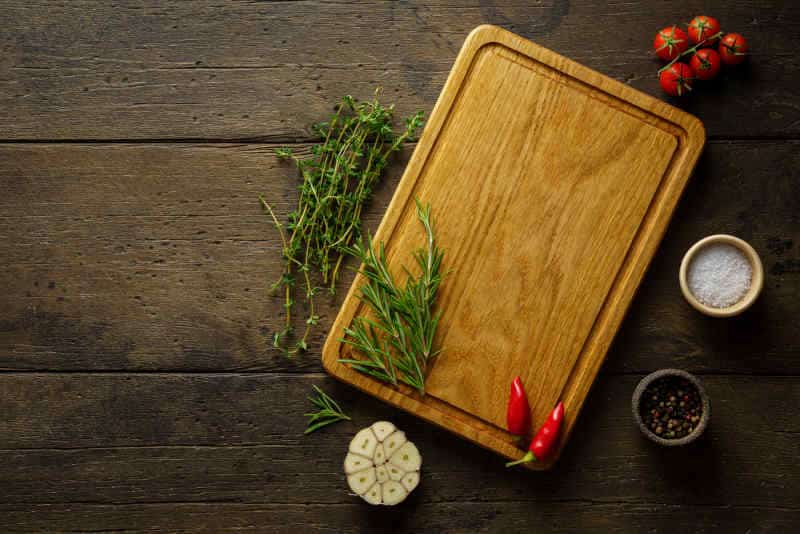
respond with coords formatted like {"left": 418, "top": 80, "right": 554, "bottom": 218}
{"left": 1, "top": 2, "right": 798, "bottom": 532}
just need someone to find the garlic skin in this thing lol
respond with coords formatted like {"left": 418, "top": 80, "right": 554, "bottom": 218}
{"left": 345, "top": 421, "right": 422, "bottom": 505}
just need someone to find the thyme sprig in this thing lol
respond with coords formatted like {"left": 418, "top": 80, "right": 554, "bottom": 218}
{"left": 339, "top": 200, "right": 444, "bottom": 395}
{"left": 262, "top": 89, "right": 425, "bottom": 356}
{"left": 304, "top": 385, "right": 351, "bottom": 435}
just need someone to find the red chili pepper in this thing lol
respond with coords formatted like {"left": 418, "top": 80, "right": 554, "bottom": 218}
{"left": 506, "top": 401, "right": 564, "bottom": 467}
{"left": 506, "top": 376, "right": 531, "bottom": 438}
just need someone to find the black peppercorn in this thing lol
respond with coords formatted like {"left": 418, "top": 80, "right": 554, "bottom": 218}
{"left": 640, "top": 376, "right": 703, "bottom": 440}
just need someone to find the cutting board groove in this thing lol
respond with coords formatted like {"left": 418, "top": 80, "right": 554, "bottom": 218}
{"left": 323, "top": 25, "right": 705, "bottom": 469}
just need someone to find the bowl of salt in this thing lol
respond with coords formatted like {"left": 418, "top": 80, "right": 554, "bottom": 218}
{"left": 679, "top": 234, "right": 764, "bottom": 317}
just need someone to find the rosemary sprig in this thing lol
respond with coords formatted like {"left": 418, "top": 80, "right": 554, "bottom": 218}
{"left": 261, "top": 89, "right": 425, "bottom": 357}
{"left": 339, "top": 200, "right": 444, "bottom": 395}
{"left": 304, "top": 385, "right": 351, "bottom": 435}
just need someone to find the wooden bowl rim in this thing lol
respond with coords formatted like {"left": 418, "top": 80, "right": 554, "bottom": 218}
{"left": 678, "top": 234, "right": 764, "bottom": 318}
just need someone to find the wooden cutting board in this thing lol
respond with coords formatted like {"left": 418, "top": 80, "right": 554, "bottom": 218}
{"left": 322, "top": 25, "right": 705, "bottom": 469}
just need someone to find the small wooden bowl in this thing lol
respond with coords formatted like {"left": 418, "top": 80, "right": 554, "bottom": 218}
{"left": 679, "top": 234, "right": 764, "bottom": 318}
{"left": 632, "top": 369, "right": 710, "bottom": 447}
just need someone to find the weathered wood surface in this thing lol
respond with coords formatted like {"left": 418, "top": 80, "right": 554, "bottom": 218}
{"left": 3, "top": 503, "right": 797, "bottom": 534}
{"left": 0, "top": 374, "right": 797, "bottom": 507}
{"left": 0, "top": 1, "right": 798, "bottom": 140}
{"left": 1, "top": 0, "right": 799, "bottom": 532}
{"left": 0, "top": 141, "right": 797, "bottom": 374}
{"left": 0, "top": 142, "right": 407, "bottom": 372}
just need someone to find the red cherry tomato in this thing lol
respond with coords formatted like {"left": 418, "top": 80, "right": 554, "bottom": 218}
{"left": 689, "top": 49, "right": 721, "bottom": 80}
{"left": 718, "top": 33, "right": 748, "bottom": 65}
{"left": 687, "top": 16, "right": 721, "bottom": 46}
{"left": 654, "top": 26, "right": 689, "bottom": 61}
{"left": 659, "top": 63, "right": 695, "bottom": 97}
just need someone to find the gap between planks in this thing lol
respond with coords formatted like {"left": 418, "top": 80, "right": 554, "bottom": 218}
{"left": 0, "top": 136, "right": 799, "bottom": 145}
{"left": 0, "top": 500, "right": 797, "bottom": 511}
{"left": 0, "top": 370, "right": 799, "bottom": 376}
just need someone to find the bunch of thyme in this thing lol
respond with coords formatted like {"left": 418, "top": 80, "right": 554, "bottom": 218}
{"left": 262, "top": 90, "right": 424, "bottom": 356}
{"left": 338, "top": 200, "right": 444, "bottom": 395}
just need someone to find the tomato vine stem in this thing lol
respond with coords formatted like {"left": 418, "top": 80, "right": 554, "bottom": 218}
{"left": 658, "top": 31, "right": 724, "bottom": 74}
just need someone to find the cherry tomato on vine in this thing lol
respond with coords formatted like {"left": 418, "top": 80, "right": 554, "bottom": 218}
{"left": 718, "top": 33, "right": 748, "bottom": 65}
{"left": 654, "top": 26, "right": 689, "bottom": 61}
{"left": 659, "top": 63, "right": 695, "bottom": 96}
{"left": 689, "top": 49, "right": 721, "bottom": 81}
{"left": 687, "top": 16, "right": 721, "bottom": 46}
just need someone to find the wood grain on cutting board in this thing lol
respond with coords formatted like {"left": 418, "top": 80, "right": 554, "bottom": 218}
{"left": 323, "top": 25, "right": 705, "bottom": 468}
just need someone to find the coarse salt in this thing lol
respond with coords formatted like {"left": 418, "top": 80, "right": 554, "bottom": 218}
{"left": 687, "top": 243, "right": 752, "bottom": 309}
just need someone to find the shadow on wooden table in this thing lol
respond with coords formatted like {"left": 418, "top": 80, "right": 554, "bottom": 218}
{"left": 641, "top": 428, "right": 722, "bottom": 502}
{"left": 694, "top": 294, "right": 779, "bottom": 374}
{"left": 663, "top": 59, "right": 756, "bottom": 114}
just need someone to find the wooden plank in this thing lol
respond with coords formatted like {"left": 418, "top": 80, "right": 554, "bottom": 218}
{"left": 606, "top": 139, "right": 800, "bottom": 375}
{"left": 324, "top": 24, "right": 705, "bottom": 469}
{"left": 0, "top": 374, "right": 797, "bottom": 508}
{"left": 1, "top": 140, "right": 798, "bottom": 373}
{"left": 0, "top": 143, "right": 410, "bottom": 371}
{"left": 0, "top": 1, "right": 797, "bottom": 140}
{"left": 1, "top": 502, "right": 797, "bottom": 533}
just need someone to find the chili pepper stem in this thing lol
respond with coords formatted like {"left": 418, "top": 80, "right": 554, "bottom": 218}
{"left": 506, "top": 451, "right": 537, "bottom": 467}
{"left": 515, "top": 435, "right": 526, "bottom": 449}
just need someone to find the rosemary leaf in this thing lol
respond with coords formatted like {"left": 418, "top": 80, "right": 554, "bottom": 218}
{"left": 304, "top": 385, "right": 351, "bottom": 435}
{"left": 339, "top": 200, "right": 444, "bottom": 395}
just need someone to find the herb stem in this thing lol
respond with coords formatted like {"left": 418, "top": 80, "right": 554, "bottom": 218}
{"left": 259, "top": 196, "right": 294, "bottom": 332}
{"left": 304, "top": 385, "right": 350, "bottom": 434}
{"left": 263, "top": 91, "right": 424, "bottom": 356}
{"left": 339, "top": 200, "right": 444, "bottom": 395}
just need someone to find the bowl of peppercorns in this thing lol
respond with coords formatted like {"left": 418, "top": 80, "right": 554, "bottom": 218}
{"left": 632, "top": 369, "right": 710, "bottom": 446}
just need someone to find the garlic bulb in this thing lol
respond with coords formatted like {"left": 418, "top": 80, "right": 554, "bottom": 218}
{"left": 344, "top": 421, "right": 421, "bottom": 505}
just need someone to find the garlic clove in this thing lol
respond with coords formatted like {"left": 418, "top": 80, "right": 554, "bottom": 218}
{"left": 375, "top": 465, "right": 389, "bottom": 484}
{"left": 343, "top": 452, "right": 372, "bottom": 475}
{"left": 361, "top": 483, "right": 382, "bottom": 505}
{"left": 348, "top": 427, "right": 378, "bottom": 458}
{"left": 371, "top": 421, "right": 396, "bottom": 442}
{"left": 382, "top": 430, "right": 407, "bottom": 458}
{"left": 344, "top": 423, "right": 421, "bottom": 506}
{"left": 347, "top": 467, "right": 377, "bottom": 496}
{"left": 388, "top": 441, "right": 421, "bottom": 473}
{"left": 373, "top": 443, "right": 387, "bottom": 466}
{"left": 387, "top": 464, "right": 405, "bottom": 481}
{"left": 400, "top": 471, "right": 420, "bottom": 493}
{"left": 381, "top": 480, "right": 408, "bottom": 506}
